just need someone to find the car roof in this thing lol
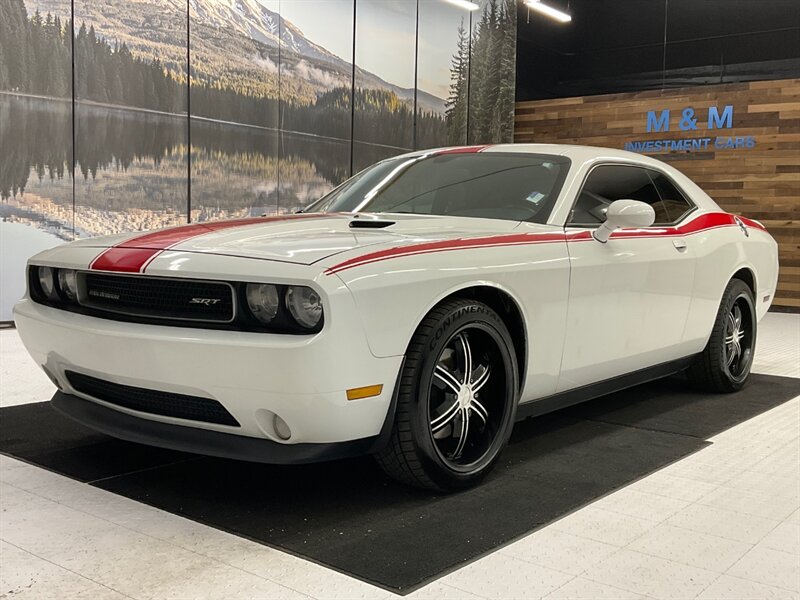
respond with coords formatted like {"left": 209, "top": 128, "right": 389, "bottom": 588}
{"left": 401, "top": 143, "right": 679, "bottom": 172}
{"left": 483, "top": 143, "right": 664, "bottom": 166}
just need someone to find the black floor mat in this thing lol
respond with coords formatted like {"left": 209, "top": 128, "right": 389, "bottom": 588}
{"left": 2, "top": 373, "right": 799, "bottom": 593}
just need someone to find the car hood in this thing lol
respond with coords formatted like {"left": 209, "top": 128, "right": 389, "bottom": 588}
{"left": 70, "top": 213, "right": 522, "bottom": 265}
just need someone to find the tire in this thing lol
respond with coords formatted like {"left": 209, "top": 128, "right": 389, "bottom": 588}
{"left": 375, "top": 298, "right": 519, "bottom": 492}
{"left": 688, "top": 278, "right": 757, "bottom": 393}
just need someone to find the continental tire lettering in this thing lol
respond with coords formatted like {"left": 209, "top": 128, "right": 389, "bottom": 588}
{"left": 429, "top": 304, "right": 491, "bottom": 350}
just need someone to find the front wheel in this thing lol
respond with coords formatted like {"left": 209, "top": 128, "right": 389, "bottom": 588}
{"left": 688, "top": 278, "right": 757, "bottom": 393}
{"left": 375, "top": 299, "right": 519, "bottom": 492}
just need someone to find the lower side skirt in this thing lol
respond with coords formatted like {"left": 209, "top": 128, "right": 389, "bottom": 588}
{"left": 517, "top": 356, "right": 695, "bottom": 421}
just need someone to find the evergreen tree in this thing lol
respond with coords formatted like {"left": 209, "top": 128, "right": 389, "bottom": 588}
{"left": 1, "top": 0, "right": 32, "bottom": 91}
{"left": 466, "top": 0, "right": 516, "bottom": 144}
{"left": 445, "top": 18, "right": 469, "bottom": 145}
{"left": 490, "top": 0, "right": 516, "bottom": 143}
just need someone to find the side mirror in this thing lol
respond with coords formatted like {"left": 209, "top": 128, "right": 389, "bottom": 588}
{"left": 592, "top": 199, "right": 655, "bottom": 243}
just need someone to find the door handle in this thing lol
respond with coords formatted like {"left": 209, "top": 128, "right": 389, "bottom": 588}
{"left": 672, "top": 239, "right": 688, "bottom": 252}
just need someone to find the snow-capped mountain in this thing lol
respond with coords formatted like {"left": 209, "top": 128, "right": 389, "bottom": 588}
{"left": 189, "top": 0, "right": 343, "bottom": 68}
{"left": 188, "top": 0, "right": 445, "bottom": 112}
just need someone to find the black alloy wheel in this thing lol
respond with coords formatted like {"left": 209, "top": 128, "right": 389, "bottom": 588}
{"left": 376, "top": 298, "right": 518, "bottom": 491}
{"left": 723, "top": 294, "right": 754, "bottom": 381}
{"left": 428, "top": 327, "right": 507, "bottom": 470}
{"left": 688, "top": 278, "right": 756, "bottom": 392}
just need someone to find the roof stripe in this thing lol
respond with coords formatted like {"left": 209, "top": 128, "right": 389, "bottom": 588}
{"left": 434, "top": 145, "right": 491, "bottom": 155}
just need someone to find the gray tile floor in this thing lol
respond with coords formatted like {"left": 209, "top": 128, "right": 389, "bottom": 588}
{"left": 1, "top": 313, "right": 798, "bottom": 599}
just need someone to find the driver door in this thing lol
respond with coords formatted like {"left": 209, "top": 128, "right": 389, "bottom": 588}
{"left": 557, "top": 163, "right": 698, "bottom": 392}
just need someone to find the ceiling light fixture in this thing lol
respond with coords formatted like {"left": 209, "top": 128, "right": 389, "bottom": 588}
{"left": 526, "top": 0, "right": 572, "bottom": 23}
{"left": 443, "top": 0, "right": 481, "bottom": 11}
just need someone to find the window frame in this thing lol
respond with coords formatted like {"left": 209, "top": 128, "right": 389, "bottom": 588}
{"left": 565, "top": 162, "right": 698, "bottom": 229}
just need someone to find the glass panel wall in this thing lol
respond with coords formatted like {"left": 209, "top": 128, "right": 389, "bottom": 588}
{"left": 73, "top": 0, "right": 189, "bottom": 237}
{"left": 352, "top": 0, "right": 417, "bottom": 172}
{"left": 278, "top": 0, "right": 354, "bottom": 212}
{"left": 189, "top": 0, "right": 280, "bottom": 221}
{"left": 0, "top": 0, "right": 73, "bottom": 319}
{"left": 417, "top": 0, "right": 469, "bottom": 148}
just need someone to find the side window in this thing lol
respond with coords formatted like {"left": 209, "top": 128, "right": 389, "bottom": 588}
{"left": 648, "top": 170, "right": 695, "bottom": 223}
{"left": 568, "top": 165, "right": 672, "bottom": 226}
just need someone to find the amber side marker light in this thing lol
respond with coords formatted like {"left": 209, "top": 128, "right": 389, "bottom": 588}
{"left": 346, "top": 384, "right": 384, "bottom": 401}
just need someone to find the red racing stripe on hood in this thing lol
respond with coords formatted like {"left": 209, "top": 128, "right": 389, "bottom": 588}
{"left": 89, "top": 213, "right": 333, "bottom": 273}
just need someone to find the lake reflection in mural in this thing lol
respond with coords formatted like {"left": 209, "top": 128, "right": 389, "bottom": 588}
{"left": 0, "top": 95, "right": 357, "bottom": 239}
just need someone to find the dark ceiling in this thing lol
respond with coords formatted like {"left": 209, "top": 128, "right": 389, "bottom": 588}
{"left": 515, "top": 0, "right": 800, "bottom": 101}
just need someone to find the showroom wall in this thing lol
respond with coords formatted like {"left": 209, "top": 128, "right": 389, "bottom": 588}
{"left": 0, "top": 0, "right": 517, "bottom": 320}
{"left": 515, "top": 0, "right": 800, "bottom": 309}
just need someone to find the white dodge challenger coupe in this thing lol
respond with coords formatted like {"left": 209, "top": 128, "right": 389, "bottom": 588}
{"left": 15, "top": 144, "right": 779, "bottom": 491}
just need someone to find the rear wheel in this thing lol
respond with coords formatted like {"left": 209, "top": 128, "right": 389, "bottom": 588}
{"left": 375, "top": 299, "right": 518, "bottom": 492}
{"left": 688, "top": 278, "right": 756, "bottom": 392}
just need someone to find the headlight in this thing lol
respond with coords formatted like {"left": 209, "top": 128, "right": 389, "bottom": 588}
{"left": 58, "top": 269, "right": 78, "bottom": 300}
{"left": 285, "top": 285, "right": 323, "bottom": 330}
{"left": 245, "top": 283, "right": 279, "bottom": 324}
{"left": 37, "top": 266, "right": 57, "bottom": 299}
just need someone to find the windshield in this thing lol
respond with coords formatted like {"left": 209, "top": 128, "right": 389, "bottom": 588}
{"left": 305, "top": 152, "right": 570, "bottom": 223}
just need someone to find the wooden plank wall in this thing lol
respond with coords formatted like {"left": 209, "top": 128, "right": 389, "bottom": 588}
{"left": 515, "top": 78, "right": 800, "bottom": 309}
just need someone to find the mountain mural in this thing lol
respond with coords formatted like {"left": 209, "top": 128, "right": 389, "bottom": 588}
{"left": 189, "top": 0, "right": 446, "bottom": 112}
{"left": 24, "top": 0, "right": 445, "bottom": 113}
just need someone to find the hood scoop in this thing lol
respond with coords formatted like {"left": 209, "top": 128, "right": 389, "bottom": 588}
{"left": 348, "top": 216, "right": 396, "bottom": 229}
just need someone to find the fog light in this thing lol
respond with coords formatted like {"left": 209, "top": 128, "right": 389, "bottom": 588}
{"left": 273, "top": 414, "right": 291, "bottom": 440}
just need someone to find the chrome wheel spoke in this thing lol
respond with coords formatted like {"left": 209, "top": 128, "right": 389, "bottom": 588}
{"left": 431, "top": 399, "right": 460, "bottom": 433}
{"left": 732, "top": 337, "right": 742, "bottom": 361}
{"left": 452, "top": 408, "right": 469, "bottom": 458}
{"left": 428, "top": 326, "right": 508, "bottom": 467}
{"left": 458, "top": 334, "right": 472, "bottom": 385}
{"left": 732, "top": 305, "right": 742, "bottom": 331}
{"left": 727, "top": 345, "right": 737, "bottom": 367}
{"left": 434, "top": 365, "right": 462, "bottom": 395}
{"left": 725, "top": 302, "right": 747, "bottom": 369}
{"left": 727, "top": 334, "right": 739, "bottom": 366}
{"left": 472, "top": 365, "right": 491, "bottom": 392}
{"left": 470, "top": 398, "right": 488, "bottom": 423}
{"left": 724, "top": 298, "right": 754, "bottom": 373}
{"left": 470, "top": 407, "right": 487, "bottom": 426}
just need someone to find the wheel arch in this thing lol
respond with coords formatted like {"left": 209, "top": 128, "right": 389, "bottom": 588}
{"left": 731, "top": 265, "right": 756, "bottom": 296}
{"left": 410, "top": 283, "right": 528, "bottom": 390}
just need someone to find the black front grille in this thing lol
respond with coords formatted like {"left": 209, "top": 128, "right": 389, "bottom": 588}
{"left": 66, "top": 371, "right": 240, "bottom": 427}
{"left": 81, "top": 273, "right": 234, "bottom": 323}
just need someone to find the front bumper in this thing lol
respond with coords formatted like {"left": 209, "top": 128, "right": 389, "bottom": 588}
{"left": 51, "top": 391, "right": 382, "bottom": 463}
{"left": 14, "top": 297, "right": 404, "bottom": 450}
